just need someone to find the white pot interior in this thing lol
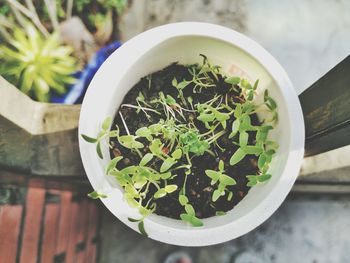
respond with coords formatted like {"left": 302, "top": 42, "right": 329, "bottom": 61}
{"left": 79, "top": 23, "right": 303, "bottom": 246}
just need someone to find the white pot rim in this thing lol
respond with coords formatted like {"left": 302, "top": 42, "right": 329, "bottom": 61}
{"left": 79, "top": 22, "right": 305, "bottom": 246}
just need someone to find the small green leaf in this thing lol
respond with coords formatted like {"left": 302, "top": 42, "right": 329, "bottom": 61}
{"left": 212, "top": 189, "right": 222, "bottom": 202}
{"left": 227, "top": 191, "right": 233, "bottom": 201}
{"left": 264, "top": 89, "right": 269, "bottom": 100}
{"left": 139, "top": 206, "right": 151, "bottom": 216}
{"left": 171, "top": 149, "right": 182, "bottom": 160}
{"left": 172, "top": 77, "right": 178, "bottom": 87}
{"left": 246, "top": 176, "right": 258, "bottom": 187}
{"left": 119, "top": 135, "right": 144, "bottom": 149}
{"left": 106, "top": 156, "right": 123, "bottom": 174}
{"left": 180, "top": 213, "right": 192, "bottom": 223}
{"left": 234, "top": 104, "right": 242, "bottom": 118}
{"left": 253, "top": 79, "right": 259, "bottom": 90}
{"left": 242, "top": 146, "right": 263, "bottom": 155}
{"left": 179, "top": 195, "right": 189, "bottom": 206}
{"left": 149, "top": 123, "right": 162, "bottom": 133}
{"left": 125, "top": 184, "right": 139, "bottom": 198}
{"left": 241, "top": 79, "right": 252, "bottom": 90}
{"left": 128, "top": 217, "right": 141, "bottom": 222}
{"left": 218, "top": 160, "right": 224, "bottom": 172}
{"left": 102, "top": 117, "right": 112, "bottom": 131}
{"left": 185, "top": 204, "right": 195, "bottom": 216}
{"left": 258, "top": 153, "right": 267, "bottom": 170}
{"left": 88, "top": 191, "right": 107, "bottom": 199}
{"left": 258, "top": 173, "right": 272, "bottom": 182}
{"left": 216, "top": 211, "right": 226, "bottom": 216}
{"left": 266, "top": 140, "right": 279, "bottom": 150}
{"left": 109, "top": 130, "right": 119, "bottom": 137}
{"left": 165, "top": 185, "right": 178, "bottom": 193}
{"left": 160, "top": 158, "right": 176, "bottom": 173}
{"left": 240, "top": 115, "right": 252, "bottom": 131}
{"left": 239, "top": 131, "right": 249, "bottom": 146}
{"left": 242, "top": 102, "right": 255, "bottom": 114}
{"left": 229, "top": 148, "right": 246, "bottom": 166}
{"left": 154, "top": 188, "right": 167, "bottom": 199}
{"left": 220, "top": 174, "right": 236, "bottom": 186}
{"left": 160, "top": 172, "right": 172, "bottom": 179}
{"left": 225, "top": 76, "right": 240, "bottom": 85}
{"left": 138, "top": 221, "right": 148, "bottom": 237}
{"left": 136, "top": 127, "right": 152, "bottom": 138}
{"left": 140, "top": 153, "right": 153, "bottom": 166}
{"left": 190, "top": 216, "right": 203, "bottom": 227}
{"left": 197, "top": 113, "right": 215, "bottom": 122}
{"left": 149, "top": 139, "right": 163, "bottom": 155}
{"left": 166, "top": 95, "right": 177, "bottom": 105}
{"left": 177, "top": 80, "right": 191, "bottom": 90}
{"left": 81, "top": 134, "right": 97, "bottom": 143}
{"left": 205, "top": 170, "right": 220, "bottom": 183}
{"left": 96, "top": 141, "right": 103, "bottom": 159}
{"left": 136, "top": 91, "right": 145, "bottom": 102}
{"left": 229, "top": 119, "right": 240, "bottom": 138}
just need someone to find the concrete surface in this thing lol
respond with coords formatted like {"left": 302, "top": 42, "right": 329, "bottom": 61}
{"left": 99, "top": 195, "right": 350, "bottom": 263}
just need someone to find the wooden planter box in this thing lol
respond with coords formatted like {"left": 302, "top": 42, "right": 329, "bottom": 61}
{"left": 0, "top": 76, "right": 83, "bottom": 178}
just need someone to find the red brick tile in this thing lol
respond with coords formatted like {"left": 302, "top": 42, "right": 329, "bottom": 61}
{"left": 20, "top": 188, "right": 45, "bottom": 263}
{"left": 65, "top": 201, "right": 79, "bottom": 263}
{"left": 56, "top": 191, "right": 73, "bottom": 254}
{"left": 40, "top": 203, "right": 60, "bottom": 263}
{"left": 75, "top": 200, "right": 89, "bottom": 263}
{"left": 0, "top": 205, "right": 23, "bottom": 263}
{"left": 86, "top": 203, "right": 99, "bottom": 263}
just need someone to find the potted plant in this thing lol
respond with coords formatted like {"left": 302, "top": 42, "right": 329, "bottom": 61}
{"left": 0, "top": 0, "right": 128, "bottom": 103}
{"left": 79, "top": 22, "right": 305, "bottom": 246}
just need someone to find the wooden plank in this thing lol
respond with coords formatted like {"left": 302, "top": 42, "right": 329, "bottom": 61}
{"left": 19, "top": 188, "right": 45, "bottom": 263}
{"left": 0, "top": 205, "right": 23, "bottom": 263}
{"left": 300, "top": 55, "right": 350, "bottom": 156}
{"left": 65, "top": 200, "right": 79, "bottom": 263}
{"left": 75, "top": 200, "right": 89, "bottom": 263}
{"left": 40, "top": 203, "right": 60, "bottom": 263}
{"left": 56, "top": 191, "right": 73, "bottom": 254}
{"left": 0, "top": 170, "right": 91, "bottom": 193}
{"left": 86, "top": 203, "right": 99, "bottom": 263}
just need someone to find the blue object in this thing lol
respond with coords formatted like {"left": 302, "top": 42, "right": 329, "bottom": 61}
{"left": 50, "top": 41, "right": 122, "bottom": 104}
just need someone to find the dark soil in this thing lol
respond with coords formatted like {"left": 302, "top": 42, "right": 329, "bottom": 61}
{"left": 109, "top": 62, "right": 260, "bottom": 219}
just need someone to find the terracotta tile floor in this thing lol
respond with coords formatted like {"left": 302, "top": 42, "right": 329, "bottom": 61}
{"left": 0, "top": 186, "right": 100, "bottom": 263}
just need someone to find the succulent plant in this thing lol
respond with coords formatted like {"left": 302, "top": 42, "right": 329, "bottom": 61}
{"left": 0, "top": 23, "right": 77, "bottom": 102}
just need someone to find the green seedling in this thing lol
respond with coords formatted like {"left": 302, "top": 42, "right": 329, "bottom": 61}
{"left": 205, "top": 160, "right": 236, "bottom": 202}
{"left": 87, "top": 191, "right": 107, "bottom": 199}
{"left": 81, "top": 116, "right": 118, "bottom": 159}
{"left": 178, "top": 194, "right": 203, "bottom": 227}
{"left": 81, "top": 55, "right": 279, "bottom": 235}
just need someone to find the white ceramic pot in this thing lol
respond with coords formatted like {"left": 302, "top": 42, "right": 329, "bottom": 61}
{"left": 79, "top": 22, "right": 305, "bottom": 246}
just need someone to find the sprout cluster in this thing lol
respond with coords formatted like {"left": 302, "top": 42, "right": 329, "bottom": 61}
{"left": 82, "top": 55, "right": 278, "bottom": 236}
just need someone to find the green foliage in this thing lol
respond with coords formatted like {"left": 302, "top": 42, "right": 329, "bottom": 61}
{"left": 179, "top": 194, "right": 203, "bottom": 227}
{"left": 128, "top": 217, "right": 148, "bottom": 237}
{"left": 205, "top": 160, "right": 236, "bottom": 202}
{"left": 81, "top": 116, "right": 119, "bottom": 159}
{"left": 0, "top": 23, "right": 77, "bottom": 102}
{"left": 246, "top": 174, "right": 272, "bottom": 186}
{"left": 88, "top": 191, "right": 107, "bottom": 199}
{"left": 160, "top": 149, "right": 182, "bottom": 172}
{"left": 196, "top": 102, "right": 231, "bottom": 129}
{"left": 179, "top": 131, "right": 209, "bottom": 156}
{"left": 81, "top": 55, "right": 280, "bottom": 234}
